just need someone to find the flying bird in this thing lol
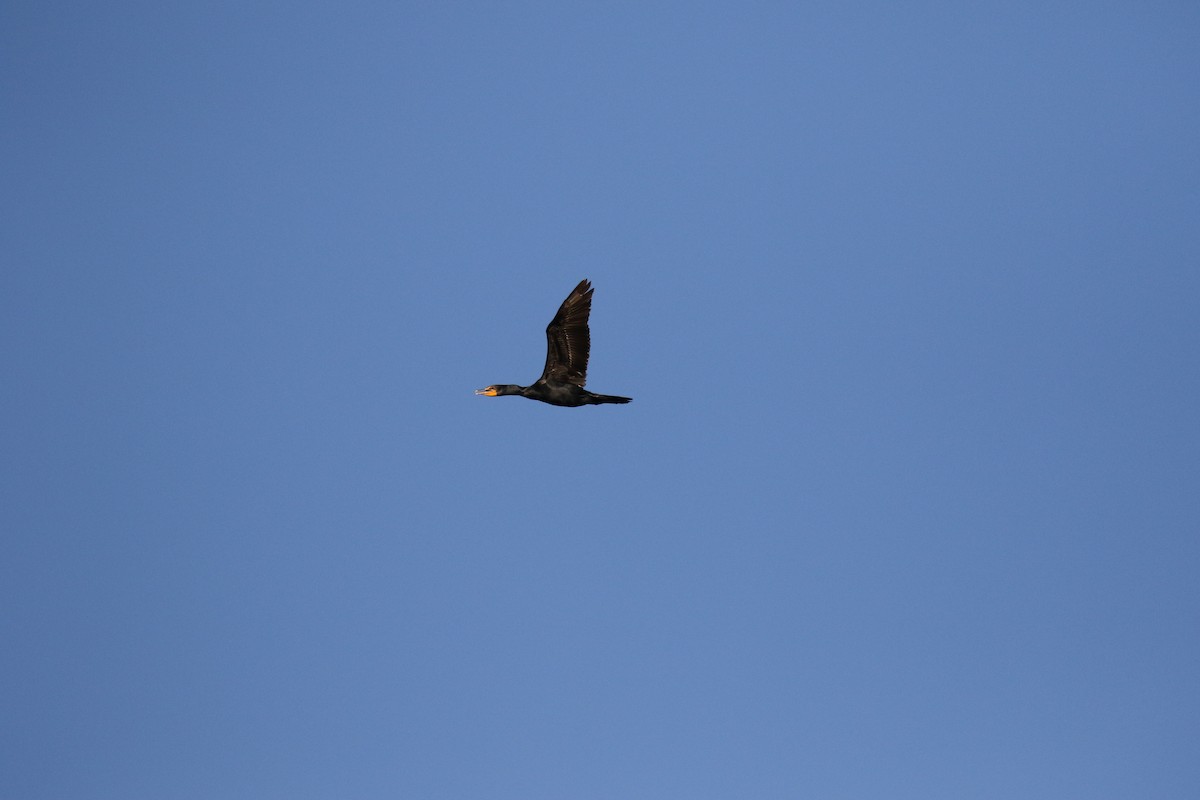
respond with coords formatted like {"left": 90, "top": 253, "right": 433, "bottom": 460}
{"left": 475, "top": 279, "right": 632, "bottom": 407}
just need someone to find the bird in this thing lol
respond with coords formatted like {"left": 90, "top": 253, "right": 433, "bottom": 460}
{"left": 475, "top": 279, "right": 632, "bottom": 407}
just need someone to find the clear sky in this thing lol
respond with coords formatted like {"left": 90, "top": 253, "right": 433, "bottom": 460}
{"left": 3, "top": 2, "right": 1198, "bottom": 798}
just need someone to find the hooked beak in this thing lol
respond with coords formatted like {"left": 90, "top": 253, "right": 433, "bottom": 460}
{"left": 475, "top": 387, "right": 498, "bottom": 397}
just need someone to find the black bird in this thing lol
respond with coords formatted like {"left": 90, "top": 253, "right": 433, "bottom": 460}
{"left": 475, "top": 279, "right": 632, "bottom": 407}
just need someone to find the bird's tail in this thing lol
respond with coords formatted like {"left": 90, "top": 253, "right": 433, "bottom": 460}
{"left": 594, "top": 394, "right": 632, "bottom": 405}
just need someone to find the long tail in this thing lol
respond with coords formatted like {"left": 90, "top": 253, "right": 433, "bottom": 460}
{"left": 594, "top": 394, "right": 632, "bottom": 405}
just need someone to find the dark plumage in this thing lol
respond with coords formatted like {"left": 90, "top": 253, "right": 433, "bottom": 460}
{"left": 475, "top": 279, "right": 632, "bottom": 407}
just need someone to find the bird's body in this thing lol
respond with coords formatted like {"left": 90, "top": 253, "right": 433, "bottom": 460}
{"left": 476, "top": 279, "right": 631, "bottom": 407}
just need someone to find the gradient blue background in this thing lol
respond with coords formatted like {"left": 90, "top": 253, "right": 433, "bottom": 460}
{"left": 3, "top": 3, "right": 1198, "bottom": 798}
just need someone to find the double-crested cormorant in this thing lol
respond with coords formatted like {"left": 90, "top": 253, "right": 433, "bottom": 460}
{"left": 475, "top": 279, "right": 632, "bottom": 407}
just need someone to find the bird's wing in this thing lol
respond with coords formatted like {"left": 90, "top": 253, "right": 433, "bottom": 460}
{"left": 540, "top": 279, "right": 592, "bottom": 386}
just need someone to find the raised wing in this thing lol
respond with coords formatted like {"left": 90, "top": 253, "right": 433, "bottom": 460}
{"left": 540, "top": 279, "right": 593, "bottom": 386}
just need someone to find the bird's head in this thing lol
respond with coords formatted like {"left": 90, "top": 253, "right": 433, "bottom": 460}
{"left": 474, "top": 385, "right": 519, "bottom": 397}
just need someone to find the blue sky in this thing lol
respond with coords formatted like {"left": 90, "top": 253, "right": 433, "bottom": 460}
{"left": 3, "top": 2, "right": 1198, "bottom": 798}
